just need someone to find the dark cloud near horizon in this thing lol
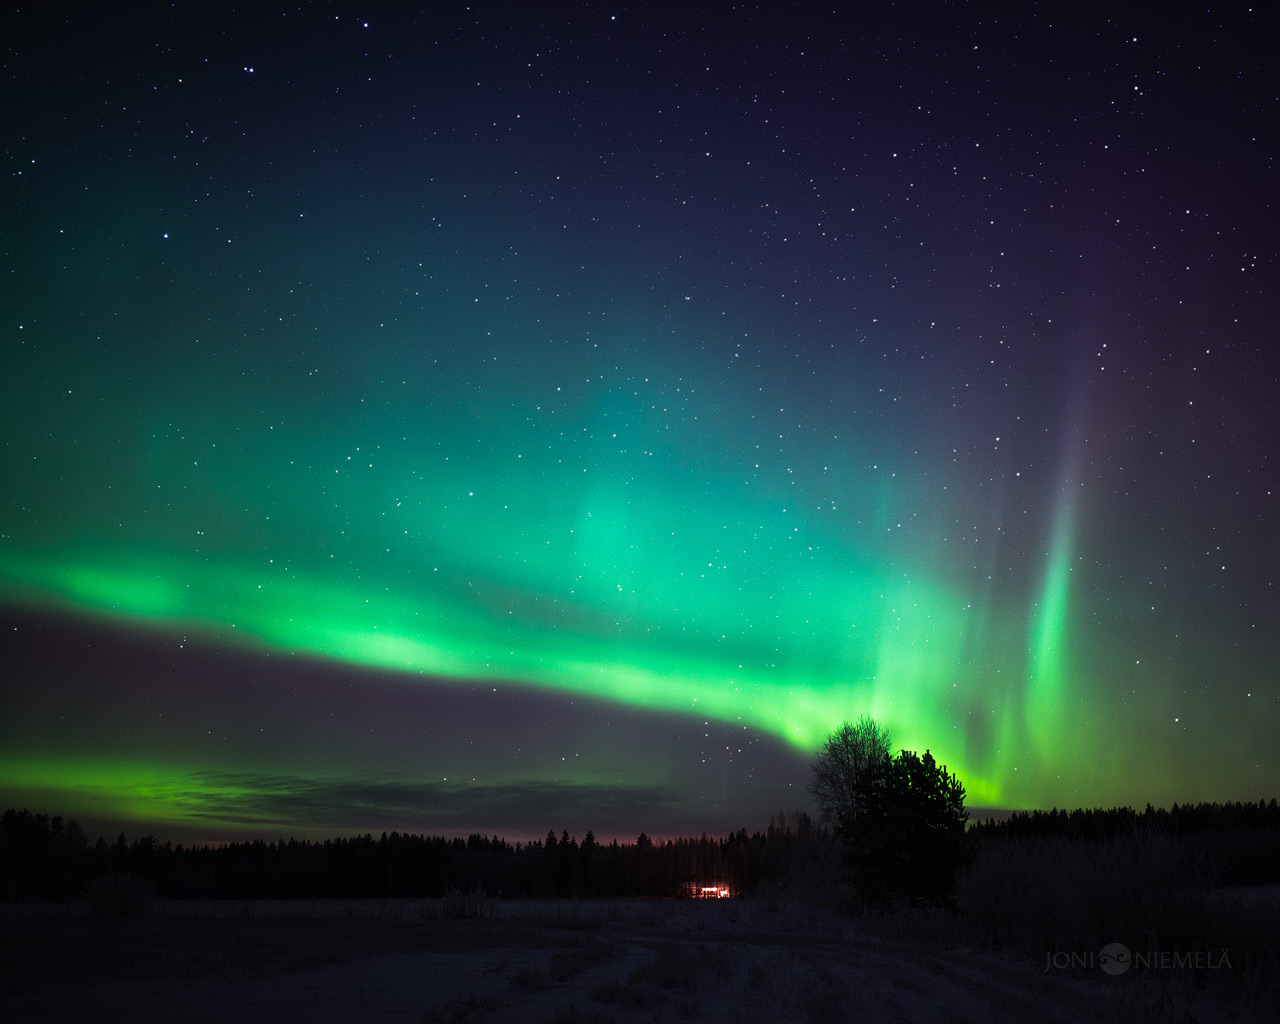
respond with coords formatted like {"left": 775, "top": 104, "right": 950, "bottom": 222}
{"left": 170, "top": 769, "right": 695, "bottom": 842}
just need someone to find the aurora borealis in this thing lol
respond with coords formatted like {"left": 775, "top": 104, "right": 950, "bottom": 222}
{"left": 2, "top": 3, "right": 1277, "bottom": 843}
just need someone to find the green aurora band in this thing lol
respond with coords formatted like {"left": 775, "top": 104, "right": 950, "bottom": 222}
{"left": 0, "top": 397, "right": 1085, "bottom": 814}
{"left": 6, "top": 325, "right": 1270, "bottom": 828}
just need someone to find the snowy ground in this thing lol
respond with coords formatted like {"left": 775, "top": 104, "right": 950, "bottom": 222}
{"left": 0, "top": 898, "right": 1249, "bottom": 1023}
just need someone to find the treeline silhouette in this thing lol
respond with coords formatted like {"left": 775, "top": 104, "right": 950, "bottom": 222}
{"left": 972, "top": 799, "right": 1280, "bottom": 885}
{"left": 8, "top": 799, "right": 1278, "bottom": 904}
{"left": 1, "top": 808, "right": 825, "bottom": 903}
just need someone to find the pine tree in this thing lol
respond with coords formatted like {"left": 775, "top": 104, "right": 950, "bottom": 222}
{"left": 841, "top": 746, "right": 969, "bottom": 904}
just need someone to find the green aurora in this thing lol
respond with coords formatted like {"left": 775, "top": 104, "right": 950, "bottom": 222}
{"left": 0, "top": 362, "right": 1252, "bottom": 823}
{"left": 2, "top": 2, "right": 1276, "bottom": 841}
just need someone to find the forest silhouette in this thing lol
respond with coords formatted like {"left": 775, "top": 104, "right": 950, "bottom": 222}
{"left": 1, "top": 808, "right": 826, "bottom": 903}
{"left": 4, "top": 799, "right": 1280, "bottom": 906}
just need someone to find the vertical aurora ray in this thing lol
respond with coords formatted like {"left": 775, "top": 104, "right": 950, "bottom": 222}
{"left": 1025, "top": 368, "right": 1089, "bottom": 779}
{"left": 1027, "top": 491, "right": 1075, "bottom": 762}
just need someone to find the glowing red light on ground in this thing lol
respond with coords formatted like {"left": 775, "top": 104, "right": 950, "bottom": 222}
{"left": 685, "top": 883, "right": 732, "bottom": 898}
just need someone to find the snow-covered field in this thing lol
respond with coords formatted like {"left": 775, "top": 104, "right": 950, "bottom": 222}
{"left": 0, "top": 898, "right": 1246, "bottom": 1022}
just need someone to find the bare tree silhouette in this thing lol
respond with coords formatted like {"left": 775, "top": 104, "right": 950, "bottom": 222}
{"left": 807, "top": 715, "right": 892, "bottom": 829}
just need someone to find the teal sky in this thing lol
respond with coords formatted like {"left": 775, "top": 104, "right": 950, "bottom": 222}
{"left": 2, "top": 3, "right": 1276, "bottom": 842}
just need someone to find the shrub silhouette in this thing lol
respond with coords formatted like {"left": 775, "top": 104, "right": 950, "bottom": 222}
{"left": 440, "top": 883, "right": 496, "bottom": 919}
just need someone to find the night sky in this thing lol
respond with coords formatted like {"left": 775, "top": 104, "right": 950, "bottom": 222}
{"left": 2, "top": 3, "right": 1277, "bottom": 845}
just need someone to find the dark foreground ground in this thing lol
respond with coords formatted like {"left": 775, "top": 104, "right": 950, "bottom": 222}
{"left": 0, "top": 899, "right": 1263, "bottom": 1023}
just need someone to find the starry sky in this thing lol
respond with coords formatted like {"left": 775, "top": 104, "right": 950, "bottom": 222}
{"left": 2, "top": 2, "right": 1277, "bottom": 845}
